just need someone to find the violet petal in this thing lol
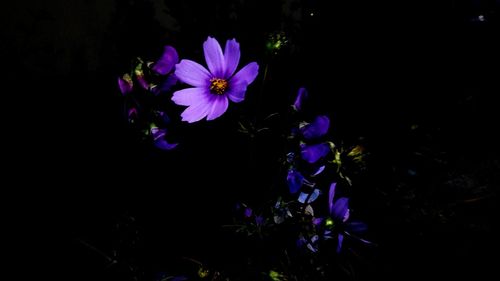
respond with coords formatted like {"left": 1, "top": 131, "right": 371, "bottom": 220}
{"left": 331, "top": 197, "right": 349, "bottom": 222}
{"left": 301, "top": 115, "right": 330, "bottom": 140}
{"left": 287, "top": 169, "right": 304, "bottom": 194}
{"left": 175, "top": 60, "right": 211, "bottom": 87}
{"left": 301, "top": 143, "right": 330, "bottom": 163}
{"left": 328, "top": 182, "right": 337, "bottom": 214}
{"left": 293, "top": 87, "right": 308, "bottom": 111}
{"left": 224, "top": 39, "right": 240, "bottom": 77}
{"left": 203, "top": 36, "right": 225, "bottom": 77}
{"left": 152, "top": 46, "right": 179, "bottom": 75}
{"left": 336, "top": 233, "right": 344, "bottom": 253}
{"left": 206, "top": 95, "right": 229, "bottom": 120}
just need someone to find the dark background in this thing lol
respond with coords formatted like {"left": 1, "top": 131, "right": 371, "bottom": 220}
{"left": 5, "top": 0, "right": 499, "bottom": 280}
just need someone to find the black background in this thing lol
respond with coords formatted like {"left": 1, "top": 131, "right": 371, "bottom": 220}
{"left": 4, "top": 0, "right": 499, "bottom": 280}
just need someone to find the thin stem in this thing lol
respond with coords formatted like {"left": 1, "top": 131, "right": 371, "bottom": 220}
{"left": 254, "top": 63, "right": 269, "bottom": 126}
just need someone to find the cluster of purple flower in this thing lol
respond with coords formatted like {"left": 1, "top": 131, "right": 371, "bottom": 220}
{"left": 118, "top": 36, "right": 370, "bottom": 280}
{"left": 286, "top": 88, "right": 372, "bottom": 254}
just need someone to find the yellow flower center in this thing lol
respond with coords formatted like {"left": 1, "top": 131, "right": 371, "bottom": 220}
{"left": 210, "top": 78, "right": 228, "bottom": 95}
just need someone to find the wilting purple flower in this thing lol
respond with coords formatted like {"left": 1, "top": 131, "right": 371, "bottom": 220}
{"left": 151, "top": 127, "right": 178, "bottom": 150}
{"left": 151, "top": 46, "right": 179, "bottom": 95}
{"left": 287, "top": 169, "right": 304, "bottom": 194}
{"left": 293, "top": 87, "right": 308, "bottom": 111}
{"left": 127, "top": 107, "right": 138, "bottom": 123}
{"left": 172, "top": 37, "right": 259, "bottom": 123}
{"left": 119, "top": 46, "right": 179, "bottom": 95}
{"left": 137, "top": 76, "right": 149, "bottom": 90}
{"left": 301, "top": 115, "right": 330, "bottom": 140}
{"left": 301, "top": 143, "right": 330, "bottom": 163}
{"left": 118, "top": 74, "right": 133, "bottom": 95}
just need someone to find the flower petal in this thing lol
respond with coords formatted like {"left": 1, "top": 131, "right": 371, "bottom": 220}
{"left": 206, "top": 95, "right": 229, "bottom": 120}
{"left": 301, "top": 115, "right": 330, "bottom": 140}
{"left": 152, "top": 46, "right": 179, "bottom": 75}
{"left": 287, "top": 169, "right": 304, "bottom": 194}
{"left": 301, "top": 143, "right": 330, "bottom": 163}
{"left": 226, "top": 79, "right": 248, "bottom": 103}
{"left": 224, "top": 39, "right": 240, "bottom": 77}
{"left": 232, "top": 62, "right": 259, "bottom": 85}
{"left": 328, "top": 182, "right": 337, "bottom": 214}
{"left": 293, "top": 87, "right": 308, "bottom": 111}
{"left": 175, "top": 60, "right": 211, "bottom": 87}
{"left": 151, "top": 127, "right": 178, "bottom": 150}
{"left": 180, "top": 95, "right": 213, "bottom": 123}
{"left": 203, "top": 36, "right": 225, "bottom": 77}
{"left": 298, "top": 189, "right": 320, "bottom": 204}
{"left": 331, "top": 197, "right": 349, "bottom": 222}
{"left": 172, "top": 87, "right": 209, "bottom": 106}
{"left": 311, "top": 165, "right": 326, "bottom": 177}
{"left": 155, "top": 139, "right": 178, "bottom": 150}
{"left": 336, "top": 233, "right": 344, "bottom": 253}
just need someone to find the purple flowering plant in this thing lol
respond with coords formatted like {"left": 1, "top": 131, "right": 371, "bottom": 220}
{"left": 118, "top": 36, "right": 372, "bottom": 281}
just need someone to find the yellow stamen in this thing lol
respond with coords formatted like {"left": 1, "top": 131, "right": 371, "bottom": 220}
{"left": 210, "top": 78, "right": 228, "bottom": 95}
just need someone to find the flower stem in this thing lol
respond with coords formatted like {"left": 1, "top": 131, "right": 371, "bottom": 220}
{"left": 255, "top": 63, "right": 269, "bottom": 125}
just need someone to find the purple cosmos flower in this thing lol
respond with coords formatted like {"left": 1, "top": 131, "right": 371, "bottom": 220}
{"left": 301, "top": 115, "right": 330, "bottom": 140}
{"left": 301, "top": 143, "right": 331, "bottom": 163}
{"left": 172, "top": 37, "right": 259, "bottom": 123}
